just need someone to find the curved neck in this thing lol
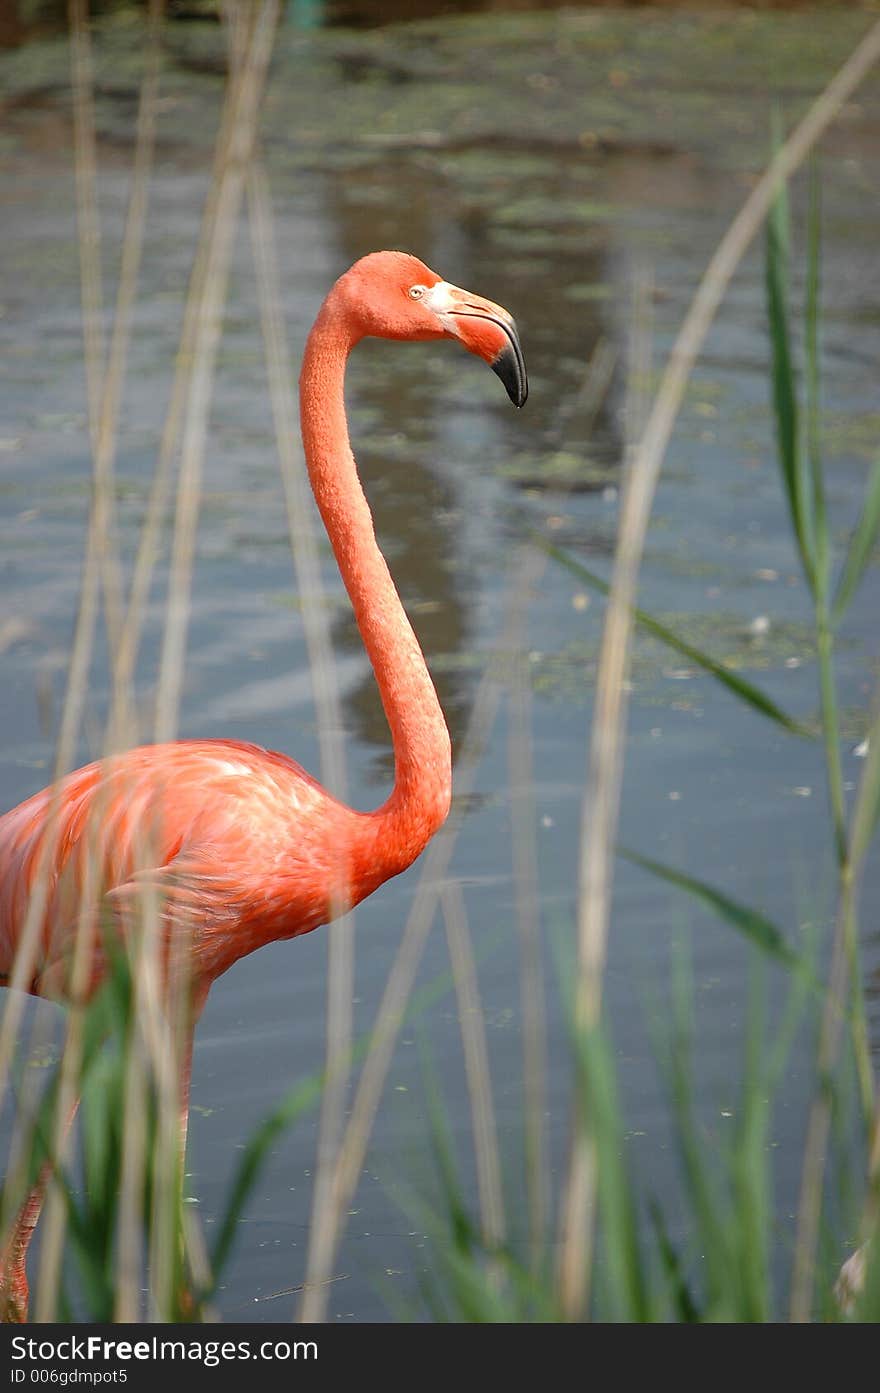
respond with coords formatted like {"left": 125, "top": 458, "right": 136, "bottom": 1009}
{"left": 299, "top": 300, "right": 451, "bottom": 877}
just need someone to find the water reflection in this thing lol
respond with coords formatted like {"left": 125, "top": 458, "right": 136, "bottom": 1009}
{"left": 291, "top": 0, "right": 578, "bottom": 30}
{"left": 312, "top": 148, "right": 621, "bottom": 769}
{"left": 316, "top": 166, "right": 476, "bottom": 771}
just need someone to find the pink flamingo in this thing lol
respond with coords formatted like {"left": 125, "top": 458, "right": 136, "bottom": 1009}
{"left": 0, "top": 251, "right": 526, "bottom": 1320}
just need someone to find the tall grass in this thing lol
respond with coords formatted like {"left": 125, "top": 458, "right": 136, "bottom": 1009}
{"left": 422, "top": 150, "right": 880, "bottom": 1319}
{"left": 1, "top": 2, "right": 879, "bottom": 1324}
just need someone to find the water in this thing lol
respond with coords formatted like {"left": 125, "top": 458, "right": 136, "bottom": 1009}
{"left": 1, "top": 6, "right": 879, "bottom": 1320}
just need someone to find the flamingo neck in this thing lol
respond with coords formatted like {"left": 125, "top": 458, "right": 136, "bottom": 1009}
{"left": 298, "top": 299, "right": 452, "bottom": 881}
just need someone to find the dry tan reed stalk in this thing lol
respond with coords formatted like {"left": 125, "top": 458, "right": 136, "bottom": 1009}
{"left": 24, "top": 0, "right": 172, "bottom": 1320}
{"left": 556, "top": 270, "right": 654, "bottom": 1319}
{"left": 106, "top": 153, "right": 232, "bottom": 719}
{"left": 506, "top": 553, "right": 548, "bottom": 1268}
{"left": 442, "top": 881, "right": 506, "bottom": 1251}
{"left": 45, "top": 0, "right": 168, "bottom": 1312}
{"left": 297, "top": 755, "right": 495, "bottom": 1319}
{"left": 508, "top": 338, "right": 618, "bottom": 1272}
{"left": 296, "top": 327, "right": 623, "bottom": 1319}
{"left": 68, "top": 0, "right": 105, "bottom": 450}
{"left": 0, "top": 0, "right": 164, "bottom": 1082}
{"left": 154, "top": 0, "right": 280, "bottom": 743}
{"left": 32, "top": 858, "right": 101, "bottom": 1320}
{"left": 0, "top": 0, "right": 107, "bottom": 1275}
{"left": 68, "top": 0, "right": 126, "bottom": 655}
{"left": 116, "top": 0, "right": 277, "bottom": 1279}
{"left": 1, "top": 0, "right": 277, "bottom": 1319}
{"left": 108, "top": 0, "right": 281, "bottom": 1318}
{"left": 92, "top": 0, "right": 165, "bottom": 729}
{"left": 552, "top": 17, "right": 880, "bottom": 1319}
{"left": 144, "top": 0, "right": 280, "bottom": 1317}
{"left": 297, "top": 561, "right": 535, "bottom": 1321}
{"left": 244, "top": 158, "right": 358, "bottom": 1318}
{"left": 243, "top": 175, "right": 348, "bottom": 807}
{"left": 0, "top": 0, "right": 157, "bottom": 1279}
{"left": 107, "top": 16, "right": 281, "bottom": 1303}
{"left": 506, "top": 339, "right": 618, "bottom": 1274}
{"left": 225, "top": 0, "right": 357, "bottom": 1313}
{"left": 90, "top": 0, "right": 273, "bottom": 735}
{"left": 0, "top": 100, "right": 107, "bottom": 1110}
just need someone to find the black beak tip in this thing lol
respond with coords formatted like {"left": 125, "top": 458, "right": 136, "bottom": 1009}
{"left": 491, "top": 340, "right": 528, "bottom": 409}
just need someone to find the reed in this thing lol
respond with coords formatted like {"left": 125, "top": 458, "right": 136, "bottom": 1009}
{"left": 1, "top": 1, "right": 878, "bottom": 1325}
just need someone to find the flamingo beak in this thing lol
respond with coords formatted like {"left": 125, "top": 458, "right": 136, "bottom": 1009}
{"left": 424, "top": 281, "right": 528, "bottom": 408}
{"left": 489, "top": 320, "right": 529, "bottom": 409}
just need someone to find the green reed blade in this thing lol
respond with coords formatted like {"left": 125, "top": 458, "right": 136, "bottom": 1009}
{"left": 207, "top": 1073, "right": 322, "bottom": 1285}
{"left": 620, "top": 847, "right": 800, "bottom": 969}
{"left": 572, "top": 1020, "right": 649, "bottom": 1321}
{"left": 832, "top": 458, "right": 880, "bottom": 626}
{"left": 766, "top": 169, "right": 815, "bottom": 593}
{"left": 805, "top": 163, "right": 830, "bottom": 601}
{"left": 545, "top": 543, "right": 808, "bottom": 736}
{"left": 648, "top": 1198, "right": 700, "bottom": 1322}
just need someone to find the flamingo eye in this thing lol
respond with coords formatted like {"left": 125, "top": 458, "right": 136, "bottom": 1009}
{"left": 408, "top": 284, "right": 426, "bottom": 300}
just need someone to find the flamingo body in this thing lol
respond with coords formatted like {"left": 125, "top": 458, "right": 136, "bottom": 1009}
{"left": 0, "top": 250, "right": 525, "bottom": 1319}
{"left": 0, "top": 739, "right": 367, "bottom": 1002}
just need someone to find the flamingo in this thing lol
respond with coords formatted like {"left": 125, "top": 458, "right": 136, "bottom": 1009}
{"left": 0, "top": 251, "right": 526, "bottom": 1321}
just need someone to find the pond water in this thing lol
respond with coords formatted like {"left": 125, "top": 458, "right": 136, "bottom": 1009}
{"left": 1, "top": 5, "right": 879, "bottom": 1320}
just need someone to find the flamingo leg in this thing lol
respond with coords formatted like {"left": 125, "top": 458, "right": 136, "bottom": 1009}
{"left": 0, "top": 1098, "right": 80, "bottom": 1324}
{"left": 0, "top": 1173, "right": 47, "bottom": 1323}
{"left": 0, "top": 1025, "right": 195, "bottom": 1324}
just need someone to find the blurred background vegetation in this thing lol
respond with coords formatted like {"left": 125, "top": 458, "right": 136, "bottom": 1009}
{"left": 1, "top": 0, "right": 876, "bottom": 50}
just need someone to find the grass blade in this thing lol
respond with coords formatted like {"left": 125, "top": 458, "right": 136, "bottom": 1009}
{"left": 648, "top": 1198, "right": 700, "bottom": 1321}
{"left": 620, "top": 847, "right": 800, "bottom": 969}
{"left": 766, "top": 161, "right": 815, "bottom": 593}
{"left": 545, "top": 542, "right": 808, "bottom": 736}
{"left": 849, "top": 700, "right": 880, "bottom": 873}
{"left": 573, "top": 1020, "right": 650, "bottom": 1321}
{"left": 805, "top": 163, "right": 830, "bottom": 600}
{"left": 207, "top": 1075, "right": 322, "bottom": 1286}
{"left": 654, "top": 945, "right": 731, "bottom": 1312}
{"left": 832, "top": 458, "right": 880, "bottom": 625}
{"left": 734, "top": 959, "right": 772, "bottom": 1320}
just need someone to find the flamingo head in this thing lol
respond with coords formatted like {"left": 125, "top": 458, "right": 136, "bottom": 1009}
{"left": 332, "top": 250, "right": 528, "bottom": 408}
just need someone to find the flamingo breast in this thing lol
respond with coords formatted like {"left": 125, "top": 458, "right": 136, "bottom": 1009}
{"left": 0, "top": 739, "right": 354, "bottom": 1000}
